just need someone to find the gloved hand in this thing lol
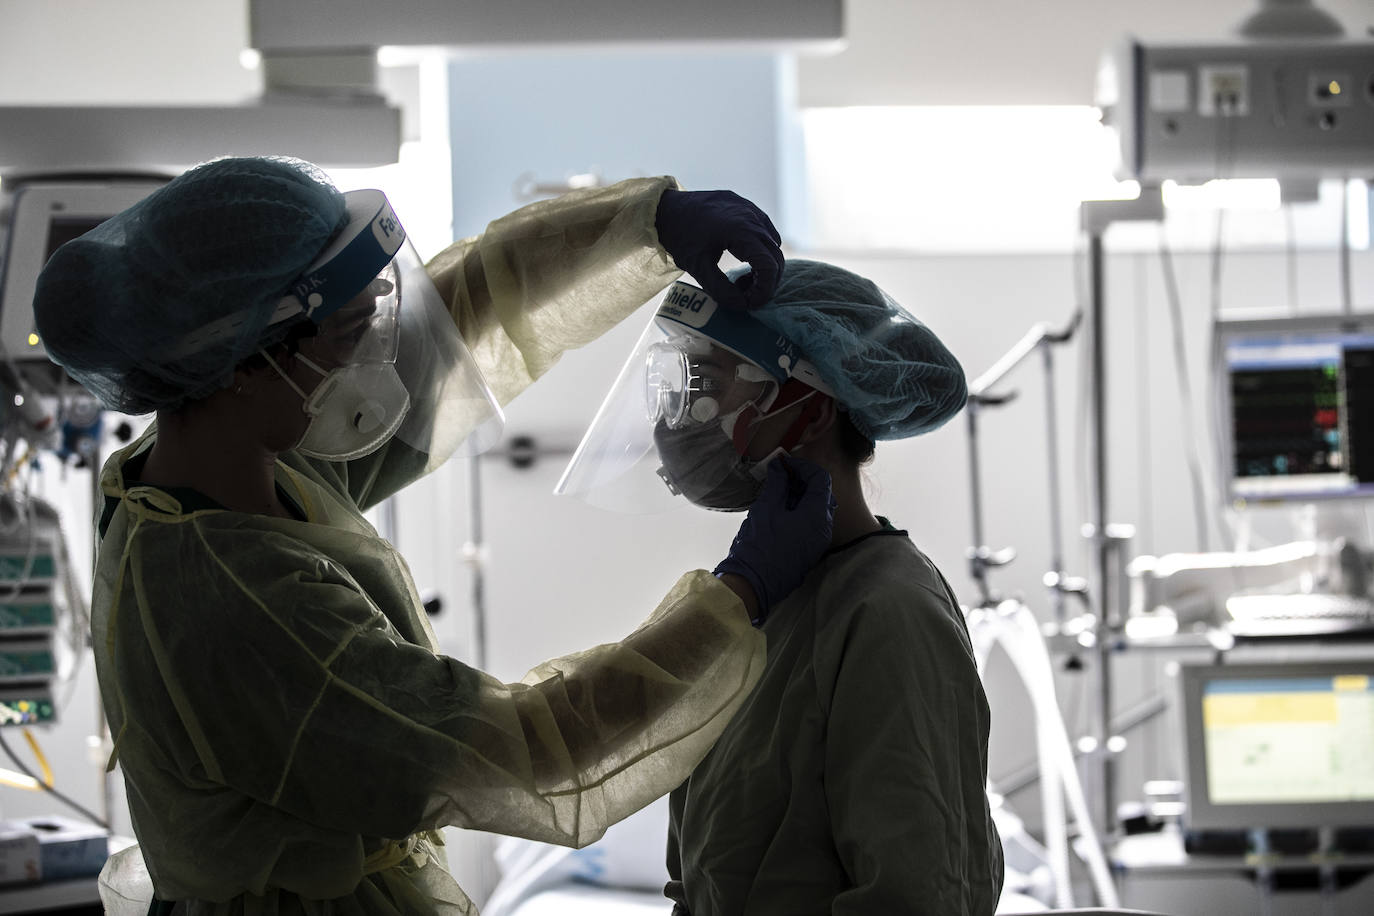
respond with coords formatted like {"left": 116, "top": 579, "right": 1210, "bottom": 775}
{"left": 654, "top": 188, "right": 784, "bottom": 310}
{"left": 713, "top": 456, "right": 835, "bottom": 623}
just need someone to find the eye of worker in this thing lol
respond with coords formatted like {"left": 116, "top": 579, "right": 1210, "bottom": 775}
{"left": 652, "top": 338, "right": 774, "bottom": 429}
{"left": 690, "top": 353, "right": 756, "bottom": 411}
{"left": 302, "top": 273, "right": 396, "bottom": 368}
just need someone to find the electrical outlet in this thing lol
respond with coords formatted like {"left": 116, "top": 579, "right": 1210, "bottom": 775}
{"left": 1103, "top": 37, "right": 1374, "bottom": 180}
{"left": 1198, "top": 64, "right": 1250, "bottom": 116}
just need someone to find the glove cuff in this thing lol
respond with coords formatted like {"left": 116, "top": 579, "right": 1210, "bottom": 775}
{"left": 713, "top": 559, "right": 769, "bottom": 625}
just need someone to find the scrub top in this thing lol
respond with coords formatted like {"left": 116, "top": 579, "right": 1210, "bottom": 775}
{"left": 666, "top": 525, "right": 1004, "bottom": 916}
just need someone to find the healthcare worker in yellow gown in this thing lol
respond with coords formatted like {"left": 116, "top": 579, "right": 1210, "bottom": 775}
{"left": 31, "top": 156, "right": 834, "bottom": 915}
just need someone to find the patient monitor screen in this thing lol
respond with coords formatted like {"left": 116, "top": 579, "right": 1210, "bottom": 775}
{"left": 1201, "top": 673, "right": 1374, "bottom": 805}
{"left": 1220, "top": 317, "right": 1374, "bottom": 501}
{"left": 45, "top": 216, "right": 106, "bottom": 258}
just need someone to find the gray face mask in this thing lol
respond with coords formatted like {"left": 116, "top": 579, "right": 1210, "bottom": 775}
{"left": 652, "top": 419, "right": 764, "bottom": 512}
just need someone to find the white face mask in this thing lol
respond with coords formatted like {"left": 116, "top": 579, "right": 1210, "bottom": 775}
{"left": 264, "top": 351, "right": 412, "bottom": 461}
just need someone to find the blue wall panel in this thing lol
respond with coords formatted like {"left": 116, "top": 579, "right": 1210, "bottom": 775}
{"left": 447, "top": 50, "right": 790, "bottom": 240}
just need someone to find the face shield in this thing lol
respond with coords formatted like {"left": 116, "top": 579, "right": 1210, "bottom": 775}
{"left": 555, "top": 280, "right": 831, "bottom": 513}
{"left": 176, "top": 189, "right": 504, "bottom": 463}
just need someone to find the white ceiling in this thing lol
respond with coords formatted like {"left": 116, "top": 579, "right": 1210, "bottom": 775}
{"left": 0, "top": 0, "right": 1370, "bottom": 107}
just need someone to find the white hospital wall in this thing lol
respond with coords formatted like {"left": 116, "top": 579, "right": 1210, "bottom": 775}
{"left": 2, "top": 0, "right": 1374, "bottom": 906}
{"left": 0, "top": 0, "right": 256, "bottom": 104}
{"left": 6, "top": 0, "right": 1370, "bottom": 108}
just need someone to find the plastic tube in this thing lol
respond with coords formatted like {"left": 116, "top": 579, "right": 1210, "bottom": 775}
{"left": 970, "top": 602, "right": 1122, "bottom": 908}
{"left": 996, "top": 604, "right": 1074, "bottom": 907}
{"left": 969, "top": 607, "right": 1074, "bottom": 908}
{"left": 1000, "top": 602, "right": 1121, "bottom": 908}
{"left": 1036, "top": 692, "right": 1072, "bottom": 907}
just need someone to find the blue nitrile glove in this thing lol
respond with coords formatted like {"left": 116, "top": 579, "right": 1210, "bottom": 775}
{"left": 713, "top": 456, "right": 835, "bottom": 623}
{"left": 655, "top": 188, "right": 784, "bottom": 310}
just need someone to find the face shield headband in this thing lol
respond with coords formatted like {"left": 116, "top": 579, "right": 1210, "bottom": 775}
{"left": 169, "top": 189, "right": 405, "bottom": 357}
{"left": 171, "top": 189, "right": 504, "bottom": 463}
{"left": 254, "top": 190, "right": 410, "bottom": 460}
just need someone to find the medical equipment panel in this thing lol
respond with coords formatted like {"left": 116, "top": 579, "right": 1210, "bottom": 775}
{"left": 0, "top": 640, "right": 57, "bottom": 683}
{"left": 0, "top": 180, "right": 164, "bottom": 362}
{"left": 1214, "top": 313, "right": 1374, "bottom": 506}
{"left": 1099, "top": 37, "right": 1374, "bottom": 181}
{"left": 0, "top": 686, "right": 56, "bottom": 728}
{"left": 1179, "top": 659, "right": 1374, "bottom": 831}
{"left": 0, "top": 598, "right": 57, "bottom": 636}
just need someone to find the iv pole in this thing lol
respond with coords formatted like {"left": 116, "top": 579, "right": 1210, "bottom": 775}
{"left": 964, "top": 311, "right": 1129, "bottom": 908}
{"left": 1080, "top": 186, "right": 1164, "bottom": 833}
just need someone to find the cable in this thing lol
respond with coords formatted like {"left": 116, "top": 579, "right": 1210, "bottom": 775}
{"left": 21, "top": 728, "right": 53, "bottom": 787}
{"left": 1285, "top": 204, "right": 1300, "bottom": 313}
{"left": 1209, "top": 89, "right": 1236, "bottom": 319}
{"left": 1340, "top": 178, "right": 1353, "bottom": 314}
{"left": 0, "top": 729, "right": 108, "bottom": 829}
{"left": 0, "top": 766, "right": 42, "bottom": 791}
{"left": 1134, "top": 254, "right": 1154, "bottom": 557}
{"left": 1072, "top": 238, "right": 1093, "bottom": 581}
{"left": 2, "top": 444, "right": 32, "bottom": 491}
{"left": 1158, "top": 228, "right": 1218, "bottom": 552}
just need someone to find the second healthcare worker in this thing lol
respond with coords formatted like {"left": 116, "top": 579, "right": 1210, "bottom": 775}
{"left": 561, "top": 259, "right": 1002, "bottom": 914}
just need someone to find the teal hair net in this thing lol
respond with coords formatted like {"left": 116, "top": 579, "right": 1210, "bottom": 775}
{"left": 33, "top": 157, "right": 348, "bottom": 414}
{"left": 733, "top": 259, "right": 967, "bottom": 441}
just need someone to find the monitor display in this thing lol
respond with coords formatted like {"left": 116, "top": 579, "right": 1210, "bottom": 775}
{"left": 0, "top": 181, "right": 166, "bottom": 361}
{"left": 45, "top": 216, "right": 109, "bottom": 259}
{"left": 1215, "top": 313, "right": 1374, "bottom": 504}
{"left": 1180, "top": 660, "right": 1374, "bottom": 830}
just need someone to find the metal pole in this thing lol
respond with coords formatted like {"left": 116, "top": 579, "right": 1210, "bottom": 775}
{"left": 965, "top": 400, "right": 992, "bottom": 607}
{"left": 1080, "top": 187, "right": 1162, "bottom": 842}
{"left": 466, "top": 457, "right": 487, "bottom": 670}
{"left": 1089, "top": 231, "right": 1116, "bottom": 836}
{"left": 1042, "top": 343, "right": 1067, "bottom": 624}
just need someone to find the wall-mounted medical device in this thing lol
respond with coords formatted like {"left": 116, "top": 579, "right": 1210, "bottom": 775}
{"left": 1214, "top": 312, "right": 1374, "bottom": 507}
{"left": 1098, "top": 37, "right": 1374, "bottom": 181}
{"left": 0, "top": 494, "right": 87, "bottom": 728}
{"left": 0, "top": 179, "right": 166, "bottom": 363}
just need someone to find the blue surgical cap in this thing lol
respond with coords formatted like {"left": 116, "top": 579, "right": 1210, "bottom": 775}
{"left": 732, "top": 259, "right": 968, "bottom": 441}
{"left": 33, "top": 156, "right": 347, "bottom": 415}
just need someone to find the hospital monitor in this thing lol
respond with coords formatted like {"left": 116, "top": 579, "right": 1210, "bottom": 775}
{"left": 1179, "top": 659, "right": 1374, "bottom": 831}
{"left": 0, "top": 180, "right": 165, "bottom": 362}
{"left": 1214, "top": 313, "right": 1374, "bottom": 505}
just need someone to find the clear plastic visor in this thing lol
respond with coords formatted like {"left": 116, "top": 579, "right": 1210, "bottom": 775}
{"left": 555, "top": 313, "right": 778, "bottom": 514}
{"left": 385, "top": 238, "right": 505, "bottom": 462}
{"left": 296, "top": 266, "right": 400, "bottom": 370}
{"left": 646, "top": 337, "right": 776, "bottom": 430}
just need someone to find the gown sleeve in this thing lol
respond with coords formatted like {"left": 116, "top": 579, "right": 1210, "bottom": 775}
{"left": 122, "top": 516, "right": 764, "bottom": 850}
{"left": 427, "top": 175, "right": 681, "bottom": 408}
